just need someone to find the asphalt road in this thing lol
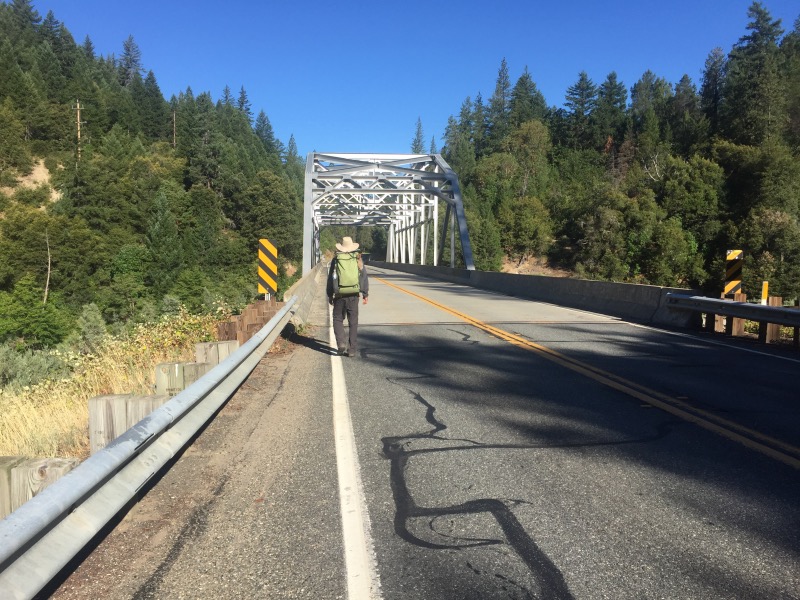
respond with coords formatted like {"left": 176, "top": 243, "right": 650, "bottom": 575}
{"left": 50, "top": 267, "right": 799, "bottom": 599}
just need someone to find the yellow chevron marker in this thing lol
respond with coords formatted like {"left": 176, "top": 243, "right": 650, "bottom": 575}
{"left": 258, "top": 239, "right": 278, "bottom": 294}
{"left": 724, "top": 249, "right": 743, "bottom": 296}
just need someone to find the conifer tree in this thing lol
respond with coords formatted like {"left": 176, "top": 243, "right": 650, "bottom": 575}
{"left": 141, "top": 70, "right": 169, "bottom": 140}
{"left": 700, "top": 47, "right": 726, "bottom": 137}
{"left": 237, "top": 86, "right": 253, "bottom": 121}
{"left": 593, "top": 72, "right": 627, "bottom": 150}
{"left": 564, "top": 71, "right": 597, "bottom": 149}
{"left": 81, "top": 35, "right": 95, "bottom": 60}
{"left": 221, "top": 85, "right": 234, "bottom": 106}
{"left": 722, "top": 1, "right": 785, "bottom": 146}
{"left": 472, "top": 92, "right": 487, "bottom": 156}
{"left": 118, "top": 35, "right": 143, "bottom": 87}
{"left": 487, "top": 58, "right": 511, "bottom": 151}
{"left": 255, "top": 109, "right": 280, "bottom": 156}
{"left": 783, "top": 17, "right": 800, "bottom": 149}
{"left": 411, "top": 117, "right": 425, "bottom": 153}
{"left": 7, "top": 0, "right": 40, "bottom": 46}
{"left": 509, "top": 66, "right": 547, "bottom": 127}
{"left": 669, "top": 74, "right": 704, "bottom": 156}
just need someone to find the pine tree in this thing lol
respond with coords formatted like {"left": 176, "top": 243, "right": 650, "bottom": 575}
{"left": 7, "top": 0, "right": 40, "bottom": 46}
{"left": 411, "top": 117, "right": 425, "bottom": 153}
{"left": 39, "top": 10, "right": 59, "bottom": 44}
{"left": 141, "top": 70, "right": 169, "bottom": 140}
{"left": 221, "top": 85, "right": 234, "bottom": 106}
{"left": 255, "top": 110, "right": 280, "bottom": 157}
{"left": 593, "top": 72, "right": 627, "bottom": 150}
{"left": 457, "top": 96, "right": 473, "bottom": 138}
{"left": 487, "top": 58, "right": 511, "bottom": 151}
{"left": 472, "top": 93, "right": 487, "bottom": 156}
{"left": 81, "top": 35, "right": 95, "bottom": 60}
{"left": 783, "top": 17, "right": 800, "bottom": 149}
{"left": 564, "top": 71, "right": 597, "bottom": 149}
{"left": 509, "top": 66, "right": 547, "bottom": 127}
{"left": 669, "top": 74, "right": 704, "bottom": 156}
{"left": 118, "top": 35, "right": 143, "bottom": 87}
{"left": 284, "top": 134, "right": 304, "bottom": 194}
{"left": 700, "top": 47, "right": 726, "bottom": 137}
{"left": 722, "top": 2, "right": 785, "bottom": 146}
{"left": 237, "top": 85, "right": 253, "bottom": 123}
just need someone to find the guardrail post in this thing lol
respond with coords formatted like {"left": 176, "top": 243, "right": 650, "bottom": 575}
{"left": 724, "top": 293, "right": 747, "bottom": 336}
{"left": 758, "top": 296, "right": 783, "bottom": 343}
{"left": 195, "top": 340, "right": 240, "bottom": 366}
{"left": 154, "top": 362, "right": 213, "bottom": 396}
{"left": 0, "top": 457, "right": 24, "bottom": 519}
{"left": 89, "top": 394, "right": 172, "bottom": 453}
{"left": 5, "top": 458, "right": 80, "bottom": 518}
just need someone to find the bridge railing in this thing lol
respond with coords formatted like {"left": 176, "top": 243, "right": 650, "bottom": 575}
{"left": 665, "top": 293, "right": 800, "bottom": 346}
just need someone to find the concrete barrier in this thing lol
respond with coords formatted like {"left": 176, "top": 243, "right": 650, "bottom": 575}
{"left": 370, "top": 261, "right": 700, "bottom": 329}
{"left": 283, "top": 261, "right": 326, "bottom": 327}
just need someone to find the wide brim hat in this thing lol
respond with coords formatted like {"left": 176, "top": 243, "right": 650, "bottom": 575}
{"left": 336, "top": 236, "right": 360, "bottom": 252}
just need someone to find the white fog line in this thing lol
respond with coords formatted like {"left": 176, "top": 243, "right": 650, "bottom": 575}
{"left": 330, "top": 324, "right": 383, "bottom": 600}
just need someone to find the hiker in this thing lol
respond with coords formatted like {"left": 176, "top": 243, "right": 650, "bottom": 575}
{"left": 327, "top": 236, "right": 369, "bottom": 356}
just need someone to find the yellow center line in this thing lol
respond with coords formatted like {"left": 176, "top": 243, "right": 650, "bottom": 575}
{"left": 375, "top": 276, "right": 800, "bottom": 469}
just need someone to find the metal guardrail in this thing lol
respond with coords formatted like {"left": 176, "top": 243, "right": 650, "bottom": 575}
{"left": 665, "top": 293, "right": 800, "bottom": 328}
{"left": 0, "top": 297, "right": 297, "bottom": 600}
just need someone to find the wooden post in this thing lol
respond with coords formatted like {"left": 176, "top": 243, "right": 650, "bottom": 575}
{"left": 0, "top": 457, "right": 25, "bottom": 519}
{"left": 10, "top": 457, "right": 80, "bottom": 514}
{"left": 195, "top": 340, "right": 239, "bottom": 366}
{"left": 725, "top": 293, "right": 747, "bottom": 337}
{"left": 766, "top": 301, "right": 783, "bottom": 342}
{"left": 89, "top": 394, "right": 171, "bottom": 453}
{"left": 154, "top": 362, "right": 211, "bottom": 396}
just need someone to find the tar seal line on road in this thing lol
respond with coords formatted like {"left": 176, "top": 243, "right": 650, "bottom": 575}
{"left": 330, "top": 322, "right": 383, "bottom": 599}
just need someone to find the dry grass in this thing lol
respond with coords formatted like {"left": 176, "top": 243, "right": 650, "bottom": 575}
{"left": 0, "top": 311, "right": 221, "bottom": 459}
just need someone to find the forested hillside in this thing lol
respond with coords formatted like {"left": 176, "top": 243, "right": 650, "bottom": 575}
{"left": 0, "top": 0, "right": 305, "bottom": 349}
{"left": 440, "top": 2, "right": 800, "bottom": 301}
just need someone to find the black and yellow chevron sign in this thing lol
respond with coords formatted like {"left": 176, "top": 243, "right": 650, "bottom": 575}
{"left": 258, "top": 238, "right": 278, "bottom": 294}
{"left": 724, "top": 249, "right": 743, "bottom": 296}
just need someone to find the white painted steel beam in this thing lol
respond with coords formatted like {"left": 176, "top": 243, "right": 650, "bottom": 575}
{"left": 302, "top": 153, "right": 474, "bottom": 275}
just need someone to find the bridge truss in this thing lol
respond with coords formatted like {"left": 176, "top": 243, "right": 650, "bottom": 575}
{"left": 302, "top": 152, "right": 475, "bottom": 275}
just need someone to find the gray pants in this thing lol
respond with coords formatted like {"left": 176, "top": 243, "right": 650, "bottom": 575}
{"left": 332, "top": 295, "right": 360, "bottom": 352}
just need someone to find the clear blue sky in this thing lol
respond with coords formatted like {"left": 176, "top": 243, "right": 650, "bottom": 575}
{"left": 31, "top": 0, "right": 800, "bottom": 158}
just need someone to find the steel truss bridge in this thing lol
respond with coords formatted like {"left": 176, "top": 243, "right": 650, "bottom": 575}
{"left": 302, "top": 152, "right": 475, "bottom": 275}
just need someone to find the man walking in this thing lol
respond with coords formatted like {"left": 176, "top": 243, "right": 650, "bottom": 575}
{"left": 327, "top": 236, "right": 369, "bottom": 356}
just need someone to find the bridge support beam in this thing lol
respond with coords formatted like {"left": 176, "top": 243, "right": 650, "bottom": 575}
{"left": 302, "top": 153, "right": 474, "bottom": 275}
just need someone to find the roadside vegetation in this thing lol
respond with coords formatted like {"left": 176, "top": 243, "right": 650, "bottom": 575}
{"left": 0, "top": 308, "right": 221, "bottom": 458}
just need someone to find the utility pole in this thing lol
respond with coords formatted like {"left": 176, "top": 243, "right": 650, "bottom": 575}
{"left": 72, "top": 99, "right": 83, "bottom": 160}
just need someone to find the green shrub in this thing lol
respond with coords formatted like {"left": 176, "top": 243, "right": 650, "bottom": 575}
{"left": 14, "top": 184, "right": 51, "bottom": 208}
{"left": 0, "top": 343, "right": 71, "bottom": 391}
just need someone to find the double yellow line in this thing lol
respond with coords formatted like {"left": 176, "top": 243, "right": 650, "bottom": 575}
{"left": 376, "top": 276, "right": 800, "bottom": 469}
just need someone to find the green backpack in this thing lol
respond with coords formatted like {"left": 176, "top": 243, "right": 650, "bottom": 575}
{"left": 335, "top": 252, "right": 360, "bottom": 295}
